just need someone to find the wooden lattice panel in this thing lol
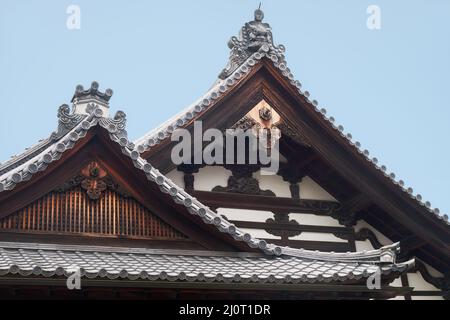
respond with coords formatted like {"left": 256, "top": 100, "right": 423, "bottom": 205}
{"left": 0, "top": 187, "right": 187, "bottom": 239}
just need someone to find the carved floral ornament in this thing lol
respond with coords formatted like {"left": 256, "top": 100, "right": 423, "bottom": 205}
{"left": 231, "top": 100, "right": 282, "bottom": 150}
{"left": 55, "top": 161, "right": 128, "bottom": 200}
{"left": 80, "top": 162, "right": 108, "bottom": 200}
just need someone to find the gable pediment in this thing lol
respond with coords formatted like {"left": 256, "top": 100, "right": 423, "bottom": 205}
{"left": 0, "top": 161, "right": 188, "bottom": 241}
{"left": 135, "top": 58, "right": 449, "bottom": 273}
{"left": 0, "top": 126, "right": 253, "bottom": 252}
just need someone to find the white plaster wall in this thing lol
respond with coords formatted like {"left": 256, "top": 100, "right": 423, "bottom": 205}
{"left": 418, "top": 261, "right": 444, "bottom": 278}
{"left": 289, "top": 213, "right": 342, "bottom": 227}
{"left": 216, "top": 208, "right": 279, "bottom": 240}
{"left": 390, "top": 278, "right": 403, "bottom": 287}
{"left": 216, "top": 208, "right": 273, "bottom": 223}
{"left": 409, "top": 277, "right": 444, "bottom": 300}
{"left": 289, "top": 232, "right": 346, "bottom": 242}
{"left": 388, "top": 278, "right": 405, "bottom": 300}
{"left": 166, "top": 169, "right": 185, "bottom": 189}
{"left": 254, "top": 171, "right": 291, "bottom": 197}
{"left": 289, "top": 213, "right": 347, "bottom": 244}
{"left": 217, "top": 209, "right": 346, "bottom": 243}
{"left": 408, "top": 261, "right": 444, "bottom": 299}
{"left": 355, "top": 221, "right": 444, "bottom": 300}
{"left": 408, "top": 272, "right": 441, "bottom": 292}
{"left": 354, "top": 220, "right": 393, "bottom": 252}
{"left": 239, "top": 228, "right": 281, "bottom": 240}
{"left": 194, "top": 166, "right": 231, "bottom": 191}
{"left": 354, "top": 240, "right": 374, "bottom": 252}
{"left": 299, "top": 176, "right": 337, "bottom": 201}
{"left": 411, "top": 296, "right": 444, "bottom": 300}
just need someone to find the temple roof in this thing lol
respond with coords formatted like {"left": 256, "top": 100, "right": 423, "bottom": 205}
{"left": 0, "top": 7, "right": 448, "bottom": 282}
{"left": 0, "top": 242, "right": 412, "bottom": 284}
{"left": 0, "top": 101, "right": 407, "bottom": 266}
{"left": 133, "top": 9, "right": 448, "bottom": 226}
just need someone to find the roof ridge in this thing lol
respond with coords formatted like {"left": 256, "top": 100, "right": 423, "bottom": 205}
{"left": 0, "top": 241, "right": 267, "bottom": 258}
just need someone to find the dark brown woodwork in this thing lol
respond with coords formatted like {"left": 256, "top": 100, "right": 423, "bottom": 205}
{"left": 212, "top": 164, "right": 275, "bottom": 196}
{"left": 411, "top": 260, "right": 450, "bottom": 298}
{"left": 230, "top": 219, "right": 353, "bottom": 236}
{"left": 0, "top": 186, "right": 187, "bottom": 240}
{"left": 362, "top": 206, "right": 450, "bottom": 271}
{"left": 354, "top": 228, "right": 382, "bottom": 249}
{"left": 1, "top": 56, "right": 448, "bottom": 286}
{"left": 400, "top": 274, "right": 412, "bottom": 300}
{"left": 277, "top": 150, "right": 318, "bottom": 200}
{"left": 339, "top": 193, "right": 372, "bottom": 212}
{"left": 264, "top": 213, "right": 301, "bottom": 238}
{"left": 330, "top": 194, "right": 372, "bottom": 227}
{"left": 257, "top": 239, "right": 351, "bottom": 252}
{"left": 305, "top": 160, "right": 359, "bottom": 203}
{"left": 142, "top": 63, "right": 265, "bottom": 172}
{"left": 334, "top": 228, "right": 382, "bottom": 250}
{"left": 0, "top": 231, "right": 203, "bottom": 250}
{"left": 0, "top": 127, "right": 252, "bottom": 252}
{"left": 141, "top": 58, "right": 450, "bottom": 274}
{"left": 233, "top": 218, "right": 354, "bottom": 251}
{"left": 177, "top": 164, "right": 202, "bottom": 193}
{"left": 257, "top": 61, "right": 450, "bottom": 268}
{"left": 399, "top": 235, "right": 427, "bottom": 256}
{"left": 192, "top": 190, "right": 340, "bottom": 215}
{"left": 278, "top": 148, "right": 317, "bottom": 184}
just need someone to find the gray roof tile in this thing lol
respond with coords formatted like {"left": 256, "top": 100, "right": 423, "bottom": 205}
{"left": 0, "top": 242, "right": 413, "bottom": 284}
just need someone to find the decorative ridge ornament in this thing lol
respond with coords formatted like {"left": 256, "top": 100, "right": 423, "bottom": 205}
{"left": 219, "top": 6, "right": 286, "bottom": 79}
{"left": 50, "top": 104, "right": 87, "bottom": 141}
{"left": 80, "top": 162, "right": 108, "bottom": 200}
{"left": 72, "top": 81, "right": 113, "bottom": 116}
{"left": 71, "top": 81, "right": 113, "bottom": 104}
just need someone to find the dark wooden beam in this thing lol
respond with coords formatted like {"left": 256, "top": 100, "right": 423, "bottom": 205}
{"left": 339, "top": 193, "right": 372, "bottom": 214}
{"left": 0, "top": 277, "right": 413, "bottom": 297}
{"left": 331, "top": 193, "right": 372, "bottom": 227}
{"left": 0, "top": 230, "right": 206, "bottom": 251}
{"left": 0, "top": 128, "right": 251, "bottom": 253}
{"left": 399, "top": 235, "right": 427, "bottom": 256}
{"left": 264, "top": 239, "right": 351, "bottom": 252}
{"left": 229, "top": 220, "right": 353, "bottom": 235}
{"left": 192, "top": 190, "right": 340, "bottom": 215}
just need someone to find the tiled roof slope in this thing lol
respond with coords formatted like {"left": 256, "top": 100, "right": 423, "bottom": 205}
{"left": 0, "top": 98, "right": 408, "bottom": 266}
{"left": 133, "top": 9, "right": 449, "bottom": 226}
{"left": 0, "top": 242, "right": 413, "bottom": 284}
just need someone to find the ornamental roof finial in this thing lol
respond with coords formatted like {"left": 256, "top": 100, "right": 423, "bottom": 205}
{"left": 218, "top": 5, "right": 286, "bottom": 79}
{"left": 255, "top": 3, "right": 264, "bottom": 21}
{"left": 71, "top": 81, "right": 113, "bottom": 116}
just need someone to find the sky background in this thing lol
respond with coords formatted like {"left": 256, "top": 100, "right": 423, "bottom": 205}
{"left": 0, "top": 0, "right": 449, "bottom": 216}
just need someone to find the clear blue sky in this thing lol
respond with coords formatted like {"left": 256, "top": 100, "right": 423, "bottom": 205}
{"left": 1, "top": 0, "right": 449, "bottom": 216}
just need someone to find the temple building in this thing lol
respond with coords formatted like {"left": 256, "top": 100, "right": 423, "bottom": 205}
{"left": 0, "top": 8, "right": 448, "bottom": 300}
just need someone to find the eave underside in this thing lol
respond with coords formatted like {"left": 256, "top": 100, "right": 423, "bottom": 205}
{"left": 0, "top": 277, "right": 412, "bottom": 300}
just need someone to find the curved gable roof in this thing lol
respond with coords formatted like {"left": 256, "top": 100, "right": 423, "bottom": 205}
{"left": 0, "top": 97, "right": 409, "bottom": 270}
{"left": 132, "top": 11, "right": 448, "bottom": 229}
